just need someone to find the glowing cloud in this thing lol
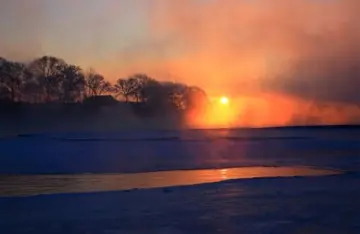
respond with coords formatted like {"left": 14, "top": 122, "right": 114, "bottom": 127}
{"left": 2, "top": 0, "right": 360, "bottom": 127}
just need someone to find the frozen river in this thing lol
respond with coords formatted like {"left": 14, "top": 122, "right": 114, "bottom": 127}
{"left": 0, "top": 166, "right": 339, "bottom": 197}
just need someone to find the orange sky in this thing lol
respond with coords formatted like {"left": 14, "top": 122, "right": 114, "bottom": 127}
{"left": 1, "top": 0, "right": 360, "bottom": 127}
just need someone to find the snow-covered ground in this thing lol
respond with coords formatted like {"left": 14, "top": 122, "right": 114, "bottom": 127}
{"left": 1, "top": 127, "right": 360, "bottom": 233}
{"left": 1, "top": 173, "right": 360, "bottom": 233}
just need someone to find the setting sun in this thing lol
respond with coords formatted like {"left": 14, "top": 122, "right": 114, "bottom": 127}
{"left": 220, "top": 96, "right": 229, "bottom": 105}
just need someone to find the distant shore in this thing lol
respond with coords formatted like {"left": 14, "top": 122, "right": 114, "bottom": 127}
{"left": 1, "top": 101, "right": 360, "bottom": 137}
{"left": 2, "top": 121, "right": 360, "bottom": 139}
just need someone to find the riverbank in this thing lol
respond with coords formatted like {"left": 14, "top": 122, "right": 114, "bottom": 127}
{"left": 1, "top": 172, "right": 360, "bottom": 233}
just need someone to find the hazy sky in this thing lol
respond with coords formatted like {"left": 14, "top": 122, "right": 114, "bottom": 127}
{"left": 0, "top": 1, "right": 150, "bottom": 68}
{"left": 1, "top": 0, "right": 360, "bottom": 126}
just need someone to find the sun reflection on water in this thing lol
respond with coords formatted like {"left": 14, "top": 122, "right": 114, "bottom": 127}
{"left": 220, "top": 169, "right": 228, "bottom": 179}
{"left": 0, "top": 167, "right": 339, "bottom": 197}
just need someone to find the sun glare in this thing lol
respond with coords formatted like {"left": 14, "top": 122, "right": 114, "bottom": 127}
{"left": 190, "top": 95, "right": 236, "bottom": 128}
{"left": 220, "top": 96, "right": 229, "bottom": 105}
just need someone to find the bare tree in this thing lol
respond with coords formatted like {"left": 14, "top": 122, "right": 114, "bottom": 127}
{"left": 129, "top": 73, "right": 157, "bottom": 103}
{"left": 85, "top": 69, "right": 112, "bottom": 97}
{"left": 114, "top": 78, "right": 138, "bottom": 102}
{"left": 0, "top": 55, "right": 210, "bottom": 118}
{"left": 28, "top": 56, "right": 66, "bottom": 102}
{"left": 58, "top": 64, "right": 86, "bottom": 102}
{"left": 0, "top": 58, "right": 25, "bottom": 102}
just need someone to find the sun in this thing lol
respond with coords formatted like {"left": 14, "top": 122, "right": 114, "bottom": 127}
{"left": 220, "top": 96, "right": 229, "bottom": 105}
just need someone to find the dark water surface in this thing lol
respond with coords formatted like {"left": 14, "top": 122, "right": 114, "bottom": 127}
{"left": 0, "top": 166, "right": 339, "bottom": 197}
{"left": 1, "top": 127, "right": 359, "bottom": 175}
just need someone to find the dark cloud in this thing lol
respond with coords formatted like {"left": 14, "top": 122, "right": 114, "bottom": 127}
{"left": 265, "top": 25, "right": 360, "bottom": 105}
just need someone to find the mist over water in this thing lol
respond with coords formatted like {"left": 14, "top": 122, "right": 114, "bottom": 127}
{"left": 148, "top": 0, "right": 360, "bottom": 127}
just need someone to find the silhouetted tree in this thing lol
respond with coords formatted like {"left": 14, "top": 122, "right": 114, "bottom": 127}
{"left": 21, "top": 80, "right": 42, "bottom": 103}
{"left": 0, "top": 58, "right": 25, "bottom": 102}
{"left": 85, "top": 69, "right": 112, "bottom": 97}
{"left": 0, "top": 55, "right": 209, "bottom": 119}
{"left": 140, "top": 78, "right": 162, "bottom": 104}
{"left": 28, "top": 56, "right": 66, "bottom": 102}
{"left": 130, "top": 74, "right": 159, "bottom": 103}
{"left": 114, "top": 78, "right": 138, "bottom": 102}
{"left": 58, "top": 64, "right": 86, "bottom": 102}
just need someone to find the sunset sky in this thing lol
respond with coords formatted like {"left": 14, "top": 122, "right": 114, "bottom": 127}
{"left": 1, "top": 0, "right": 360, "bottom": 126}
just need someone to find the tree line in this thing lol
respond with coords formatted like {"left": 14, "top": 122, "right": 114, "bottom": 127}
{"left": 0, "top": 56, "right": 208, "bottom": 115}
